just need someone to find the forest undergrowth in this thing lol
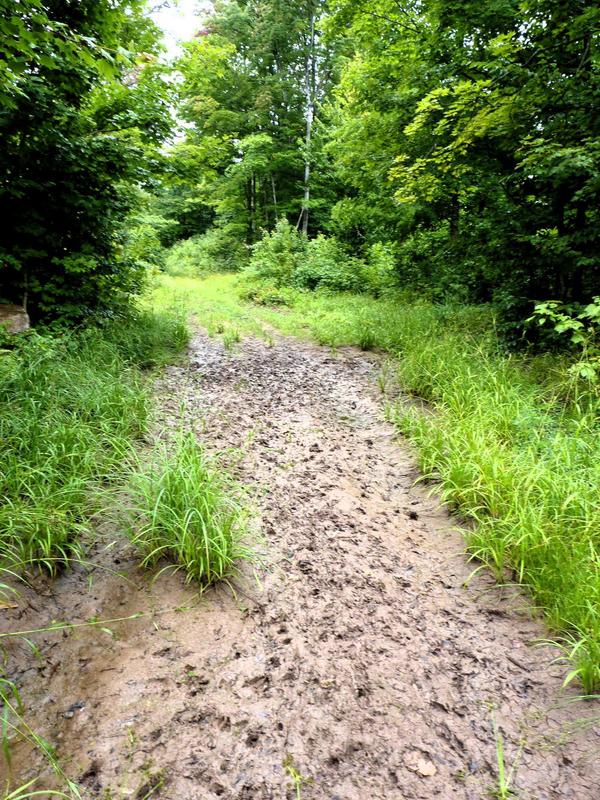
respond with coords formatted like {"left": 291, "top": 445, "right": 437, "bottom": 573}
{"left": 154, "top": 272, "right": 600, "bottom": 694}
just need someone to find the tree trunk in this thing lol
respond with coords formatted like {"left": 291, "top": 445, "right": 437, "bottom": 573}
{"left": 246, "top": 179, "right": 253, "bottom": 242}
{"left": 263, "top": 183, "right": 269, "bottom": 228}
{"left": 271, "top": 174, "right": 278, "bottom": 220}
{"left": 299, "top": 5, "right": 316, "bottom": 236}
{"left": 251, "top": 173, "right": 257, "bottom": 240}
{"left": 449, "top": 192, "right": 460, "bottom": 239}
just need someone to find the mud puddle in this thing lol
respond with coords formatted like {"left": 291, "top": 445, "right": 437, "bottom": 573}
{"left": 1, "top": 329, "right": 599, "bottom": 799}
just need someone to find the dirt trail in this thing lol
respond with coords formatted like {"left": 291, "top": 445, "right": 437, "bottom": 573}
{"left": 2, "top": 329, "right": 599, "bottom": 800}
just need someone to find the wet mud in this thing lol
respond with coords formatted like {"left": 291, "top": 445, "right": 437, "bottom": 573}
{"left": 1, "top": 330, "right": 599, "bottom": 799}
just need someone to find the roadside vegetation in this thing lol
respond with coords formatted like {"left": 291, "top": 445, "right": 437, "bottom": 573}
{"left": 0, "top": 310, "right": 188, "bottom": 577}
{"left": 0, "top": 305, "right": 251, "bottom": 799}
{"left": 0, "top": 4, "right": 250, "bottom": 793}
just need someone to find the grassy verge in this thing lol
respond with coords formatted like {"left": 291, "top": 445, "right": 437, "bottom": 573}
{"left": 153, "top": 272, "right": 600, "bottom": 692}
{"left": 150, "top": 274, "right": 272, "bottom": 343}
{"left": 0, "top": 309, "right": 188, "bottom": 576}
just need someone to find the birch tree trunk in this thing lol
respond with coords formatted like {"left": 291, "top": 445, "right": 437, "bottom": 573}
{"left": 300, "top": 5, "right": 316, "bottom": 236}
{"left": 271, "top": 174, "right": 278, "bottom": 219}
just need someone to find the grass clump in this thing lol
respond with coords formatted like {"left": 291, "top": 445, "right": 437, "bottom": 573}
{"left": 222, "top": 328, "right": 241, "bottom": 350}
{"left": 126, "top": 434, "right": 247, "bottom": 586}
{"left": 100, "top": 308, "right": 190, "bottom": 368}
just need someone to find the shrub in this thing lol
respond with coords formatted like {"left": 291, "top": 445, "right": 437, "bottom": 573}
{"left": 247, "top": 222, "right": 370, "bottom": 294}
{"left": 293, "top": 235, "right": 364, "bottom": 292}
{"left": 192, "top": 227, "right": 248, "bottom": 271}
{"left": 124, "top": 211, "right": 175, "bottom": 272}
{"left": 164, "top": 236, "right": 207, "bottom": 277}
{"left": 164, "top": 229, "right": 247, "bottom": 277}
{"left": 247, "top": 218, "right": 306, "bottom": 286}
{"left": 362, "top": 242, "right": 398, "bottom": 296}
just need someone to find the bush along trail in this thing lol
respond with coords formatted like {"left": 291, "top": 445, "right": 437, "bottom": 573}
{"left": 2, "top": 284, "right": 598, "bottom": 799}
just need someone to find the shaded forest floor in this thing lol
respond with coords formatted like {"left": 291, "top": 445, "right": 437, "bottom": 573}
{"left": 2, "top": 319, "right": 599, "bottom": 799}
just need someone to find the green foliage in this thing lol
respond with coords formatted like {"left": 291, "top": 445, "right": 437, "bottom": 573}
{"left": 0, "top": 0, "right": 172, "bottom": 321}
{"left": 247, "top": 219, "right": 307, "bottom": 286}
{"left": 126, "top": 434, "right": 248, "bottom": 585}
{"left": 137, "top": 0, "right": 600, "bottom": 333}
{"left": 164, "top": 237, "right": 209, "bottom": 278}
{"left": 164, "top": 229, "right": 247, "bottom": 277}
{"left": 169, "top": 0, "right": 339, "bottom": 244}
{"left": 151, "top": 180, "right": 215, "bottom": 248}
{"left": 530, "top": 298, "right": 600, "bottom": 388}
{"left": 293, "top": 235, "right": 363, "bottom": 292}
{"left": 324, "top": 0, "right": 600, "bottom": 325}
{"left": 123, "top": 194, "right": 179, "bottom": 273}
{"left": 246, "top": 219, "right": 392, "bottom": 295}
{"left": 362, "top": 242, "right": 398, "bottom": 297}
{"left": 0, "top": 310, "right": 187, "bottom": 575}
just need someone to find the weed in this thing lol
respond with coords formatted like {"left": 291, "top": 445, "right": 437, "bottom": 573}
{"left": 127, "top": 728, "right": 138, "bottom": 756}
{"left": 489, "top": 710, "right": 522, "bottom": 799}
{"left": 358, "top": 327, "right": 377, "bottom": 351}
{"left": 377, "top": 360, "right": 394, "bottom": 395}
{"left": 223, "top": 328, "right": 241, "bottom": 350}
{"left": 3, "top": 780, "right": 72, "bottom": 799}
{"left": 0, "top": 306, "right": 194, "bottom": 796}
{"left": 134, "top": 763, "right": 166, "bottom": 800}
{"left": 1, "top": 673, "right": 82, "bottom": 799}
{"left": 544, "top": 634, "right": 600, "bottom": 696}
{"left": 0, "top": 602, "right": 199, "bottom": 798}
{"left": 100, "top": 308, "right": 190, "bottom": 369}
{"left": 283, "top": 755, "right": 313, "bottom": 800}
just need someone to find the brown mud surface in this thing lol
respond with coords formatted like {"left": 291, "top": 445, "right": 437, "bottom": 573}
{"left": 1, "top": 329, "right": 599, "bottom": 800}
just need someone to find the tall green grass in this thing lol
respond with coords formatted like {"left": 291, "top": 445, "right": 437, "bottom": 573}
{"left": 0, "top": 302, "right": 256, "bottom": 797}
{"left": 152, "top": 273, "right": 600, "bottom": 691}
{"left": 0, "top": 309, "right": 189, "bottom": 575}
{"left": 392, "top": 332, "right": 600, "bottom": 693}
{"left": 126, "top": 434, "right": 248, "bottom": 585}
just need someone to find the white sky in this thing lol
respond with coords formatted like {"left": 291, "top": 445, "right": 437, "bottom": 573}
{"left": 150, "top": 1, "right": 213, "bottom": 56}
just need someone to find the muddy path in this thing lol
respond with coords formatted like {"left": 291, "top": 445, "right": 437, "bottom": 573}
{"left": 2, "top": 329, "right": 599, "bottom": 800}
